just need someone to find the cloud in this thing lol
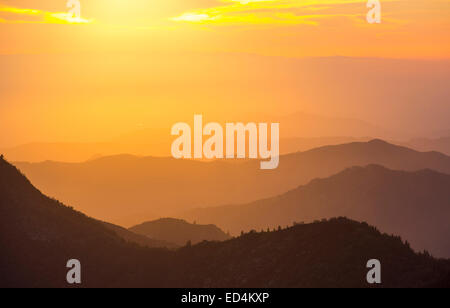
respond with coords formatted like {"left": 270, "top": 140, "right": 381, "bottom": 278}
{"left": 0, "top": 4, "right": 93, "bottom": 24}
{"left": 170, "top": 0, "right": 370, "bottom": 25}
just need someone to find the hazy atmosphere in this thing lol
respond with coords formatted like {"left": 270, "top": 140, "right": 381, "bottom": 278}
{"left": 1, "top": 0, "right": 449, "bottom": 290}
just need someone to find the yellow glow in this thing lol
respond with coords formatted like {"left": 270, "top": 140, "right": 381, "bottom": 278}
{"left": 46, "top": 12, "right": 92, "bottom": 24}
{"left": 172, "top": 13, "right": 215, "bottom": 23}
{"left": 170, "top": 0, "right": 373, "bottom": 25}
{"left": 0, "top": 7, "right": 40, "bottom": 15}
{"left": 0, "top": 0, "right": 449, "bottom": 149}
{"left": 0, "top": 5, "right": 93, "bottom": 24}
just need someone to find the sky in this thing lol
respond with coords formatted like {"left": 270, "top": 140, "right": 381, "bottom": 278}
{"left": 1, "top": 0, "right": 449, "bottom": 57}
{"left": 0, "top": 0, "right": 449, "bottom": 147}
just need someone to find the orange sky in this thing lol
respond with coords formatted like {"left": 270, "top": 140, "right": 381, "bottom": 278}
{"left": 0, "top": 0, "right": 449, "bottom": 147}
{"left": 1, "top": 0, "right": 449, "bottom": 57}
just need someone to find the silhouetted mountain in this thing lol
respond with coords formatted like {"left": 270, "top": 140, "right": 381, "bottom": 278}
{"left": 0, "top": 157, "right": 449, "bottom": 287}
{"left": 102, "top": 222, "right": 178, "bottom": 249}
{"left": 0, "top": 152, "right": 174, "bottom": 250}
{"left": 130, "top": 218, "right": 230, "bottom": 246}
{"left": 281, "top": 136, "right": 450, "bottom": 157}
{"left": 0, "top": 156, "right": 170, "bottom": 287}
{"left": 175, "top": 218, "right": 450, "bottom": 288}
{"left": 182, "top": 165, "right": 450, "bottom": 258}
{"left": 13, "top": 140, "right": 450, "bottom": 226}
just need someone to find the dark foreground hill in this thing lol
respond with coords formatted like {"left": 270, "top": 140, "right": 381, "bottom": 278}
{"left": 174, "top": 219, "right": 450, "bottom": 288}
{"left": 0, "top": 157, "right": 449, "bottom": 288}
{"left": 130, "top": 218, "right": 230, "bottom": 246}
{"left": 182, "top": 165, "right": 450, "bottom": 258}
{"left": 13, "top": 140, "right": 450, "bottom": 226}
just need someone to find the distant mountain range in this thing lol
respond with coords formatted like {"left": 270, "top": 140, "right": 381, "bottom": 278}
{"left": 405, "top": 137, "right": 450, "bottom": 156}
{"left": 0, "top": 140, "right": 173, "bottom": 163}
{"left": 181, "top": 165, "right": 450, "bottom": 258}
{"left": 0, "top": 137, "right": 369, "bottom": 163}
{"left": 3, "top": 135, "right": 450, "bottom": 163}
{"left": 0, "top": 111, "right": 405, "bottom": 163}
{"left": 130, "top": 218, "right": 230, "bottom": 246}
{"left": 12, "top": 140, "right": 450, "bottom": 226}
{"left": 1, "top": 156, "right": 449, "bottom": 287}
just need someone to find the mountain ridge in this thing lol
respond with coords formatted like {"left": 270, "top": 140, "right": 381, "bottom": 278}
{"left": 0, "top": 155, "right": 176, "bottom": 250}
{"left": 1, "top": 157, "right": 449, "bottom": 288}
{"left": 129, "top": 218, "right": 231, "bottom": 246}
{"left": 12, "top": 140, "right": 450, "bottom": 226}
{"left": 181, "top": 164, "right": 450, "bottom": 257}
